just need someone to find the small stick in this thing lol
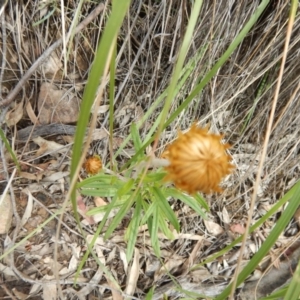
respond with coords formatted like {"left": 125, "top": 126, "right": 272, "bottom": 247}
{"left": 0, "top": 2, "right": 105, "bottom": 108}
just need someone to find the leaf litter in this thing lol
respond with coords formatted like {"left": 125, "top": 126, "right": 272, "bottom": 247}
{"left": 0, "top": 1, "right": 300, "bottom": 299}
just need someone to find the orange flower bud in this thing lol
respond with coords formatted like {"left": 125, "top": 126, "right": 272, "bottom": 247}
{"left": 84, "top": 155, "right": 102, "bottom": 175}
{"left": 162, "top": 123, "right": 234, "bottom": 194}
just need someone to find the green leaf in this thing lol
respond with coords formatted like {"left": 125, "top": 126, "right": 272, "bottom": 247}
{"left": 87, "top": 196, "right": 128, "bottom": 216}
{"left": 104, "top": 192, "right": 136, "bottom": 240}
{"left": 158, "top": 216, "right": 175, "bottom": 240}
{"left": 143, "top": 172, "right": 166, "bottom": 183}
{"left": 164, "top": 0, "right": 271, "bottom": 129}
{"left": 117, "top": 178, "right": 135, "bottom": 197}
{"left": 151, "top": 186, "right": 180, "bottom": 232}
{"left": 76, "top": 174, "right": 119, "bottom": 188}
{"left": 215, "top": 180, "right": 300, "bottom": 299}
{"left": 262, "top": 286, "right": 287, "bottom": 299}
{"left": 165, "top": 188, "right": 207, "bottom": 219}
{"left": 0, "top": 128, "right": 20, "bottom": 171}
{"left": 196, "top": 180, "right": 300, "bottom": 268}
{"left": 141, "top": 200, "right": 157, "bottom": 225}
{"left": 151, "top": 205, "right": 160, "bottom": 257}
{"left": 193, "top": 193, "right": 210, "bottom": 212}
{"left": 130, "top": 123, "right": 143, "bottom": 153}
{"left": 145, "top": 287, "right": 155, "bottom": 300}
{"left": 284, "top": 259, "right": 300, "bottom": 299}
{"left": 125, "top": 194, "right": 143, "bottom": 261}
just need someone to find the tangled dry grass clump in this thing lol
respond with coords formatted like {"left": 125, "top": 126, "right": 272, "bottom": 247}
{"left": 0, "top": 0, "right": 300, "bottom": 299}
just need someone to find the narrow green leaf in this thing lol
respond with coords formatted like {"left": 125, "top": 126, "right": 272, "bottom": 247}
{"left": 76, "top": 174, "right": 119, "bottom": 188}
{"left": 0, "top": 128, "right": 20, "bottom": 171}
{"left": 131, "top": 123, "right": 143, "bottom": 153}
{"left": 104, "top": 192, "right": 136, "bottom": 239}
{"left": 141, "top": 201, "right": 157, "bottom": 225}
{"left": 145, "top": 287, "right": 155, "bottom": 300}
{"left": 70, "top": 0, "right": 131, "bottom": 227}
{"left": 164, "top": 0, "right": 271, "bottom": 129}
{"left": 263, "top": 286, "right": 287, "bottom": 299}
{"left": 156, "top": 0, "right": 203, "bottom": 138}
{"left": 116, "top": 178, "right": 135, "bottom": 197}
{"left": 193, "top": 193, "right": 210, "bottom": 212}
{"left": 165, "top": 188, "right": 207, "bottom": 219}
{"left": 215, "top": 181, "right": 300, "bottom": 299}
{"left": 80, "top": 187, "right": 117, "bottom": 197}
{"left": 151, "top": 186, "right": 180, "bottom": 232}
{"left": 87, "top": 197, "right": 127, "bottom": 216}
{"left": 143, "top": 172, "right": 166, "bottom": 183}
{"left": 125, "top": 194, "right": 143, "bottom": 261}
{"left": 284, "top": 259, "right": 300, "bottom": 299}
{"left": 158, "top": 216, "right": 175, "bottom": 240}
{"left": 195, "top": 180, "right": 300, "bottom": 268}
{"left": 151, "top": 205, "right": 160, "bottom": 257}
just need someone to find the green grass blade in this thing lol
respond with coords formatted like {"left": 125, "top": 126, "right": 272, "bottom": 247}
{"left": 263, "top": 286, "right": 287, "bottom": 299}
{"left": 165, "top": 188, "right": 208, "bottom": 219}
{"left": 141, "top": 200, "right": 157, "bottom": 225}
{"left": 194, "top": 180, "right": 300, "bottom": 269}
{"left": 145, "top": 287, "right": 154, "bottom": 300}
{"left": 70, "top": 0, "right": 131, "bottom": 204}
{"left": 130, "top": 122, "right": 143, "bottom": 154}
{"left": 284, "top": 259, "right": 300, "bottom": 300}
{"left": 164, "top": 0, "right": 271, "bottom": 128}
{"left": 125, "top": 194, "right": 142, "bottom": 262}
{"left": 114, "top": 42, "right": 207, "bottom": 162}
{"left": 0, "top": 128, "right": 20, "bottom": 171}
{"left": 109, "top": 41, "right": 117, "bottom": 170}
{"left": 215, "top": 181, "right": 300, "bottom": 299}
{"left": 76, "top": 174, "right": 120, "bottom": 188}
{"left": 104, "top": 182, "right": 136, "bottom": 239}
{"left": 155, "top": 0, "right": 203, "bottom": 138}
{"left": 151, "top": 204, "right": 160, "bottom": 257}
{"left": 158, "top": 216, "right": 175, "bottom": 240}
{"left": 151, "top": 186, "right": 180, "bottom": 232}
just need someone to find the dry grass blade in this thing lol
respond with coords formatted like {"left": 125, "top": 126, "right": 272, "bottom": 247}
{"left": 229, "top": 1, "right": 298, "bottom": 298}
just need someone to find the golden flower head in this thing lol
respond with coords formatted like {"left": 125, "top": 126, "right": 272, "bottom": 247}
{"left": 162, "top": 123, "right": 234, "bottom": 194}
{"left": 84, "top": 155, "right": 102, "bottom": 175}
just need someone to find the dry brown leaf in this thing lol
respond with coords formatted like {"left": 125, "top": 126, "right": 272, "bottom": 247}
{"left": 0, "top": 262, "right": 15, "bottom": 277}
{"left": 190, "top": 267, "right": 212, "bottom": 282}
{"left": 68, "top": 245, "right": 81, "bottom": 271}
{"left": 19, "top": 171, "right": 43, "bottom": 182}
{"left": 119, "top": 248, "right": 128, "bottom": 274}
{"left": 41, "top": 53, "right": 62, "bottom": 75}
{"left": 12, "top": 288, "right": 28, "bottom": 300}
{"left": 33, "top": 136, "right": 67, "bottom": 156}
{"left": 26, "top": 101, "right": 39, "bottom": 124}
{"left": 155, "top": 256, "right": 185, "bottom": 281}
{"left": 5, "top": 100, "right": 24, "bottom": 126}
{"left": 0, "top": 193, "right": 12, "bottom": 234}
{"left": 96, "top": 104, "right": 109, "bottom": 114}
{"left": 125, "top": 248, "right": 140, "bottom": 296}
{"left": 222, "top": 207, "right": 231, "bottom": 224}
{"left": 94, "top": 196, "right": 107, "bottom": 207}
{"left": 41, "top": 171, "right": 68, "bottom": 184}
{"left": 230, "top": 223, "right": 246, "bottom": 235}
{"left": 42, "top": 275, "right": 57, "bottom": 300}
{"left": 105, "top": 275, "right": 122, "bottom": 300}
{"left": 38, "top": 82, "right": 80, "bottom": 124}
{"left": 21, "top": 191, "right": 33, "bottom": 226}
{"left": 204, "top": 220, "right": 224, "bottom": 236}
{"left": 77, "top": 195, "right": 95, "bottom": 225}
